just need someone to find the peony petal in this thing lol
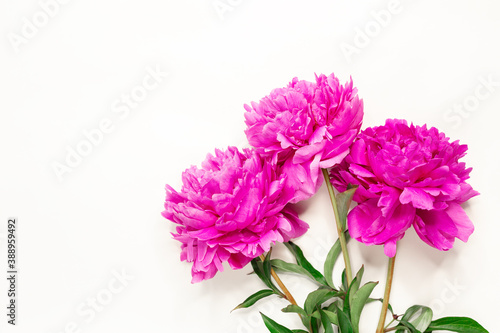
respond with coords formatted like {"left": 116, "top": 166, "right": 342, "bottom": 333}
{"left": 293, "top": 142, "right": 325, "bottom": 164}
{"left": 186, "top": 237, "right": 195, "bottom": 262}
{"left": 349, "top": 164, "right": 376, "bottom": 178}
{"left": 349, "top": 139, "right": 368, "bottom": 165}
{"left": 259, "top": 230, "right": 281, "bottom": 252}
{"left": 212, "top": 254, "right": 224, "bottom": 272}
{"left": 408, "top": 159, "right": 442, "bottom": 183}
{"left": 444, "top": 202, "right": 474, "bottom": 242}
{"left": 373, "top": 202, "right": 415, "bottom": 243}
{"left": 318, "top": 148, "right": 349, "bottom": 168}
{"left": 233, "top": 188, "right": 260, "bottom": 228}
{"left": 188, "top": 227, "right": 220, "bottom": 241}
{"left": 277, "top": 132, "right": 296, "bottom": 149}
{"left": 348, "top": 199, "right": 414, "bottom": 256}
{"left": 279, "top": 206, "right": 309, "bottom": 241}
{"left": 227, "top": 253, "right": 253, "bottom": 270}
{"left": 309, "top": 125, "right": 327, "bottom": 144}
{"left": 378, "top": 187, "right": 401, "bottom": 217}
{"left": 456, "top": 183, "right": 480, "bottom": 203}
{"left": 413, "top": 209, "right": 458, "bottom": 251}
{"left": 348, "top": 199, "right": 380, "bottom": 240}
{"left": 399, "top": 187, "right": 434, "bottom": 210}
{"left": 180, "top": 205, "right": 218, "bottom": 228}
{"left": 282, "top": 156, "right": 322, "bottom": 203}
{"left": 384, "top": 239, "right": 397, "bottom": 257}
{"left": 196, "top": 241, "right": 209, "bottom": 264}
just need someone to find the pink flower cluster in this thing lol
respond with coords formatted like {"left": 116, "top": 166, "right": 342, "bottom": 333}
{"left": 330, "top": 119, "right": 479, "bottom": 256}
{"left": 163, "top": 72, "right": 478, "bottom": 283}
{"left": 244, "top": 73, "right": 364, "bottom": 202}
{"left": 162, "top": 147, "right": 308, "bottom": 283}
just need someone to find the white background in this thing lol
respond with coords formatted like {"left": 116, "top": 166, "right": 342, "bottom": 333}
{"left": 1, "top": 0, "right": 499, "bottom": 332}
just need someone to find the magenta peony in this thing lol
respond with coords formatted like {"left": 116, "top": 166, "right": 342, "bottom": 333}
{"left": 244, "top": 73, "right": 364, "bottom": 203}
{"left": 162, "top": 147, "right": 308, "bottom": 283}
{"left": 330, "top": 119, "right": 479, "bottom": 257}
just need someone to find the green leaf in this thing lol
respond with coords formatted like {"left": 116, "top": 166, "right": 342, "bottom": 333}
{"left": 271, "top": 259, "right": 316, "bottom": 281}
{"left": 310, "top": 316, "right": 320, "bottom": 333}
{"left": 425, "top": 317, "right": 488, "bottom": 333}
{"left": 251, "top": 255, "right": 284, "bottom": 296}
{"left": 311, "top": 311, "right": 322, "bottom": 320}
{"left": 263, "top": 251, "right": 278, "bottom": 292}
{"left": 322, "top": 309, "right": 339, "bottom": 326}
{"left": 396, "top": 305, "right": 433, "bottom": 332}
{"left": 341, "top": 269, "right": 348, "bottom": 292}
{"left": 343, "top": 276, "right": 357, "bottom": 317}
{"left": 304, "top": 289, "right": 337, "bottom": 315}
{"left": 398, "top": 320, "right": 420, "bottom": 333}
{"left": 291, "top": 330, "right": 309, "bottom": 333}
{"left": 350, "top": 281, "right": 379, "bottom": 333}
{"left": 324, "top": 232, "right": 351, "bottom": 288}
{"left": 320, "top": 309, "right": 335, "bottom": 333}
{"left": 347, "top": 266, "right": 364, "bottom": 306}
{"left": 251, "top": 258, "right": 275, "bottom": 292}
{"left": 232, "top": 289, "right": 275, "bottom": 311}
{"left": 335, "top": 305, "right": 354, "bottom": 333}
{"left": 335, "top": 186, "right": 358, "bottom": 231}
{"left": 285, "top": 241, "right": 328, "bottom": 286}
{"left": 400, "top": 305, "right": 425, "bottom": 321}
{"left": 282, "top": 304, "right": 307, "bottom": 318}
{"left": 367, "top": 298, "right": 395, "bottom": 316}
{"left": 354, "top": 265, "right": 364, "bottom": 284}
{"left": 327, "top": 298, "right": 344, "bottom": 314}
{"left": 300, "top": 315, "right": 311, "bottom": 330}
{"left": 392, "top": 325, "right": 420, "bottom": 333}
{"left": 260, "top": 312, "right": 295, "bottom": 333}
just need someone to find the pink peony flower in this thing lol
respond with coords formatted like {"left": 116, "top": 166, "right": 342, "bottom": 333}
{"left": 330, "top": 119, "right": 479, "bottom": 257}
{"left": 162, "top": 147, "right": 308, "bottom": 283}
{"left": 244, "top": 73, "right": 364, "bottom": 203}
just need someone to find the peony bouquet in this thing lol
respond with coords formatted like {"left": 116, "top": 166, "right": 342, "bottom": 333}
{"left": 162, "top": 73, "right": 487, "bottom": 333}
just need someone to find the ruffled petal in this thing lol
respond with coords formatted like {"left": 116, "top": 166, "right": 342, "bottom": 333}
{"left": 348, "top": 199, "right": 415, "bottom": 256}
{"left": 399, "top": 187, "right": 434, "bottom": 210}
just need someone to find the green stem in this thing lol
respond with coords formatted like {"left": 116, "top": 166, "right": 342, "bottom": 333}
{"left": 321, "top": 168, "right": 353, "bottom": 285}
{"left": 383, "top": 318, "right": 397, "bottom": 332}
{"left": 259, "top": 255, "right": 297, "bottom": 306}
{"left": 384, "top": 318, "right": 396, "bottom": 330}
{"left": 259, "top": 254, "right": 308, "bottom": 331}
{"left": 376, "top": 254, "right": 397, "bottom": 333}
